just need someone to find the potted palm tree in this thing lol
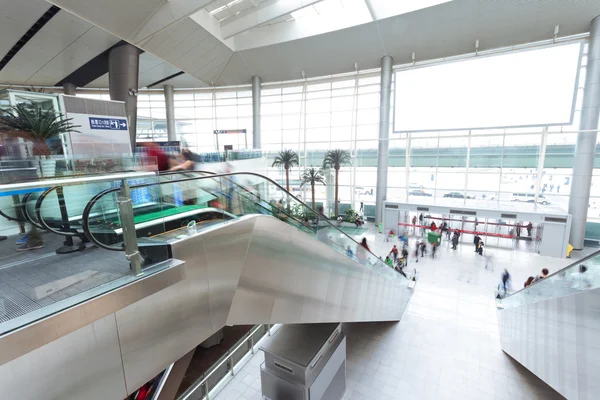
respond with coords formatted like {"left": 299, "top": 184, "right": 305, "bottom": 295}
{"left": 300, "top": 167, "right": 326, "bottom": 213}
{"left": 322, "top": 149, "right": 351, "bottom": 218}
{"left": 0, "top": 102, "right": 80, "bottom": 176}
{"left": 271, "top": 149, "right": 299, "bottom": 192}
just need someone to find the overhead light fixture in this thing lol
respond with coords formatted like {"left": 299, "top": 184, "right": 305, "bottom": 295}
{"left": 227, "top": 0, "right": 243, "bottom": 7}
{"left": 210, "top": 5, "right": 227, "bottom": 14}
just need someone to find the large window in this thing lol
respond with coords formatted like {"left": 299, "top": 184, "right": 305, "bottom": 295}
{"left": 79, "top": 38, "right": 600, "bottom": 235}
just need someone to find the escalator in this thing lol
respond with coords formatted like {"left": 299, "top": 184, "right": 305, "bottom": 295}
{"left": 81, "top": 172, "right": 413, "bottom": 323}
{"left": 0, "top": 171, "right": 414, "bottom": 400}
{"left": 496, "top": 251, "right": 600, "bottom": 400}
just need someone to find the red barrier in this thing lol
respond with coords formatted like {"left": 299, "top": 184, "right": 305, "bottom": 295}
{"left": 426, "top": 216, "right": 526, "bottom": 228}
{"left": 398, "top": 223, "right": 515, "bottom": 239}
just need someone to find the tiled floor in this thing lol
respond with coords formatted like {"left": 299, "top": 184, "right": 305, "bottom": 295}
{"left": 212, "top": 224, "right": 582, "bottom": 400}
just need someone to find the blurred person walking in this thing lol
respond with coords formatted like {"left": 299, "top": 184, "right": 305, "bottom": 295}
{"left": 473, "top": 234, "right": 481, "bottom": 253}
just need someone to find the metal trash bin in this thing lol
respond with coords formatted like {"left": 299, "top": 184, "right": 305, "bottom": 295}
{"left": 260, "top": 324, "right": 346, "bottom": 400}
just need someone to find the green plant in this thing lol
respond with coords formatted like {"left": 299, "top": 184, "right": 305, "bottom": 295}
{"left": 322, "top": 149, "right": 351, "bottom": 217}
{"left": 300, "top": 167, "right": 326, "bottom": 213}
{"left": 271, "top": 149, "right": 299, "bottom": 192}
{"left": 344, "top": 208, "right": 356, "bottom": 223}
{"left": 0, "top": 102, "right": 80, "bottom": 156}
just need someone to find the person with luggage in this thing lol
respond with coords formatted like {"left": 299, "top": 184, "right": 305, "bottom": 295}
{"left": 474, "top": 234, "right": 481, "bottom": 253}
{"left": 477, "top": 240, "right": 484, "bottom": 256}
{"left": 420, "top": 241, "right": 427, "bottom": 258}
{"left": 401, "top": 246, "right": 409, "bottom": 266}
{"left": 451, "top": 231, "right": 459, "bottom": 250}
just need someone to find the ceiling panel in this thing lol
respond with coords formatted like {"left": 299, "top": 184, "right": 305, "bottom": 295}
{"left": 236, "top": 21, "right": 384, "bottom": 82}
{"left": 0, "top": 0, "right": 50, "bottom": 61}
{"left": 47, "top": 0, "right": 166, "bottom": 40}
{"left": 26, "top": 27, "right": 121, "bottom": 85}
{"left": 0, "top": 11, "right": 93, "bottom": 84}
{"left": 85, "top": 72, "right": 109, "bottom": 88}
{"left": 160, "top": 73, "right": 208, "bottom": 88}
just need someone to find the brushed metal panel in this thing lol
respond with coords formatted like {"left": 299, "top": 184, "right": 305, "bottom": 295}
{"left": 226, "top": 215, "right": 410, "bottom": 325}
{"left": 227, "top": 217, "right": 288, "bottom": 324}
{"left": 498, "top": 287, "right": 600, "bottom": 400}
{"left": 200, "top": 218, "right": 256, "bottom": 332}
{"left": 116, "top": 240, "right": 213, "bottom": 395}
{"left": 0, "top": 259, "right": 185, "bottom": 366}
{"left": 0, "top": 314, "right": 126, "bottom": 400}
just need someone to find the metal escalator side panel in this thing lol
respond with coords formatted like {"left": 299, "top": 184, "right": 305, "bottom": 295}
{"left": 112, "top": 217, "right": 257, "bottom": 394}
{"left": 496, "top": 287, "right": 600, "bottom": 400}
{"left": 226, "top": 215, "right": 412, "bottom": 325}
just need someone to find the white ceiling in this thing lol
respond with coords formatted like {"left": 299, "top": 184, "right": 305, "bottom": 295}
{"left": 47, "top": 0, "right": 600, "bottom": 87}
{"left": 0, "top": 0, "right": 121, "bottom": 87}
{"left": 2, "top": 0, "right": 600, "bottom": 89}
{"left": 85, "top": 52, "right": 208, "bottom": 89}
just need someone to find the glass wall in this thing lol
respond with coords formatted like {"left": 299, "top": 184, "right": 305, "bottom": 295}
{"left": 78, "top": 39, "right": 600, "bottom": 236}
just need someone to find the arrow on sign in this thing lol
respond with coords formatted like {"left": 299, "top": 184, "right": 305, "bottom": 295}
{"left": 120, "top": 122, "right": 126, "bottom": 128}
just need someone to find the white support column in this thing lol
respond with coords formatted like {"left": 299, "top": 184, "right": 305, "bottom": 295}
{"left": 63, "top": 82, "right": 76, "bottom": 96}
{"left": 534, "top": 128, "right": 548, "bottom": 208}
{"left": 568, "top": 16, "right": 600, "bottom": 249}
{"left": 375, "top": 55, "right": 393, "bottom": 225}
{"left": 405, "top": 134, "right": 411, "bottom": 199}
{"left": 252, "top": 76, "right": 262, "bottom": 149}
{"left": 108, "top": 43, "right": 140, "bottom": 150}
{"left": 163, "top": 84, "right": 176, "bottom": 141}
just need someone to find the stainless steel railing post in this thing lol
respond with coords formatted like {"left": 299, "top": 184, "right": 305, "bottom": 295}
{"left": 117, "top": 179, "right": 142, "bottom": 275}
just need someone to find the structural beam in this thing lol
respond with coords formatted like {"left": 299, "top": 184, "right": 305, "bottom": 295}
{"left": 568, "top": 15, "right": 600, "bottom": 249}
{"left": 375, "top": 55, "right": 393, "bottom": 226}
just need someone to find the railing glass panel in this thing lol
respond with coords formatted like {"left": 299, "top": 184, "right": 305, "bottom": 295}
{"left": 499, "top": 250, "right": 600, "bottom": 309}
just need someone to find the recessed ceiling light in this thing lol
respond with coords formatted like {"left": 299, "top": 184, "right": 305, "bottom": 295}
{"left": 227, "top": 0, "right": 243, "bottom": 7}
{"left": 210, "top": 5, "right": 227, "bottom": 14}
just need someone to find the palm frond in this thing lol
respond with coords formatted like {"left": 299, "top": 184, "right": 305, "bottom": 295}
{"left": 271, "top": 149, "right": 299, "bottom": 169}
{"left": 322, "top": 149, "right": 351, "bottom": 170}
{"left": 0, "top": 102, "right": 80, "bottom": 141}
{"left": 300, "top": 167, "right": 326, "bottom": 187}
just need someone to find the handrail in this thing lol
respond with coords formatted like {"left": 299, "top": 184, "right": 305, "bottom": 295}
{"left": 178, "top": 324, "right": 268, "bottom": 400}
{"left": 21, "top": 191, "right": 45, "bottom": 231}
{"left": 500, "top": 248, "right": 600, "bottom": 300}
{"left": 34, "top": 186, "right": 80, "bottom": 237}
{"left": 82, "top": 171, "right": 387, "bottom": 264}
{"left": 81, "top": 187, "right": 127, "bottom": 252}
{"left": 0, "top": 171, "right": 155, "bottom": 192}
{"left": 160, "top": 171, "right": 310, "bottom": 229}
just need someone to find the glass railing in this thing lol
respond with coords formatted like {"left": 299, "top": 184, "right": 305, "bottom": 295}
{"left": 82, "top": 172, "right": 408, "bottom": 282}
{"left": 0, "top": 171, "right": 165, "bottom": 336}
{"left": 177, "top": 325, "right": 273, "bottom": 400}
{"left": 498, "top": 249, "right": 600, "bottom": 309}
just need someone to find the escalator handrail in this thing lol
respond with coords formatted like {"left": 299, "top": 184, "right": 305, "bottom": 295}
{"left": 22, "top": 191, "right": 46, "bottom": 231}
{"left": 81, "top": 187, "right": 125, "bottom": 251}
{"left": 500, "top": 248, "right": 600, "bottom": 300}
{"left": 34, "top": 186, "right": 81, "bottom": 237}
{"left": 82, "top": 171, "right": 393, "bottom": 266}
{"left": 160, "top": 171, "right": 310, "bottom": 229}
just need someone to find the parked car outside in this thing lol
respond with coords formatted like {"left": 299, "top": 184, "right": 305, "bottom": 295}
{"left": 443, "top": 192, "right": 473, "bottom": 199}
{"left": 409, "top": 189, "right": 432, "bottom": 197}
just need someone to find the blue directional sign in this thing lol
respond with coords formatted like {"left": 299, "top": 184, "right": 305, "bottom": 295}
{"left": 89, "top": 117, "right": 128, "bottom": 130}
